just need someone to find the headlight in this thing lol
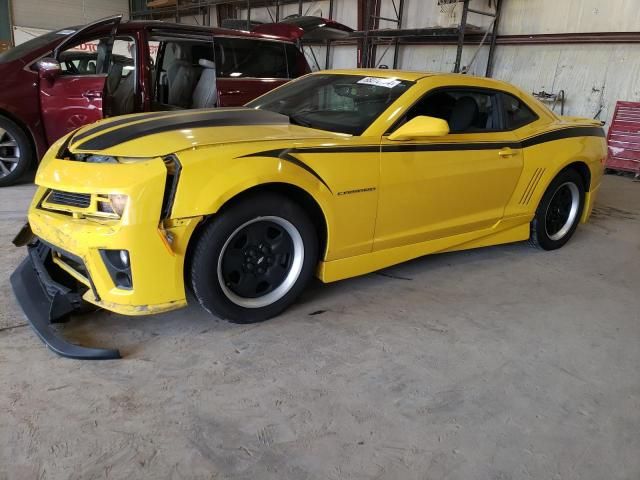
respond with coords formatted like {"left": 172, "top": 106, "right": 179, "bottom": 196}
{"left": 109, "top": 194, "right": 128, "bottom": 216}
{"left": 97, "top": 193, "right": 128, "bottom": 217}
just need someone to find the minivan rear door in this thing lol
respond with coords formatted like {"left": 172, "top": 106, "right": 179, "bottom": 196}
{"left": 252, "top": 16, "right": 353, "bottom": 41}
{"left": 38, "top": 15, "right": 122, "bottom": 144}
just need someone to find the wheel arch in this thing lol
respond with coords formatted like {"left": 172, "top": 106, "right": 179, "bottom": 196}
{"left": 562, "top": 160, "right": 591, "bottom": 191}
{"left": 0, "top": 107, "right": 39, "bottom": 160}
{"left": 184, "top": 182, "right": 330, "bottom": 283}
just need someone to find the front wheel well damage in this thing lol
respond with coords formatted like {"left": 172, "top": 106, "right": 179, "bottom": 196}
{"left": 184, "top": 183, "right": 328, "bottom": 288}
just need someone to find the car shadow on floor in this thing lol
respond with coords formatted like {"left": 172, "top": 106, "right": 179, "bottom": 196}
{"left": 55, "top": 239, "right": 541, "bottom": 358}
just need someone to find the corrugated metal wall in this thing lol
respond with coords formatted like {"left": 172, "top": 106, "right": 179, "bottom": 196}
{"left": 500, "top": 0, "right": 640, "bottom": 34}
{"left": 12, "top": 0, "right": 129, "bottom": 30}
{"left": 496, "top": 0, "right": 640, "bottom": 125}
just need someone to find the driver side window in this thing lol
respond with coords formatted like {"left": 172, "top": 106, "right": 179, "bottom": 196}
{"left": 58, "top": 37, "right": 110, "bottom": 75}
{"left": 403, "top": 88, "right": 501, "bottom": 133}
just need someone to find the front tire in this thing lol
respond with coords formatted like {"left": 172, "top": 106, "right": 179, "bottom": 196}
{"left": 189, "top": 193, "right": 318, "bottom": 323}
{"left": 530, "top": 169, "right": 585, "bottom": 250}
{"left": 0, "top": 116, "right": 34, "bottom": 187}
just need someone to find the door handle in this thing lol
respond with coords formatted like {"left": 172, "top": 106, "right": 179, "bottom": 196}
{"left": 83, "top": 90, "right": 102, "bottom": 100}
{"left": 221, "top": 90, "right": 242, "bottom": 95}
{"left": 498, "top": 147, "right": 516, "bottom": 157}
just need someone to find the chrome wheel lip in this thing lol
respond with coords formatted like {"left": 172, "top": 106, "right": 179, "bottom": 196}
{"left": 0, "top": 127, "right": 20, "bottom": 178}
{"left": 545, "top": 182, "right": 580, "bottom": 241}
{"left": 217, "top": 216, "right": 304, "bottom": 309}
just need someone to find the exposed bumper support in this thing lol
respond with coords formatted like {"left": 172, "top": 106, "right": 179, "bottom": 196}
{"left": 10, "top": 243, "right": 121, "bottom": 360}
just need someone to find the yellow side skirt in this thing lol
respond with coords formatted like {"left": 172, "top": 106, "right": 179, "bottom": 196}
{"left": 318, "top": 216, "right": 531, "bottom": 283}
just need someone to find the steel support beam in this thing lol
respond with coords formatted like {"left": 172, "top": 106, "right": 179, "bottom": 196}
{"left": 454, "top": 0, "right": 470, "bottom": 73}
{"left": 485, "top": 0, "right": 502, "bottom": 77}
{"left": 392, "top": 0, "right": 405, "bottom": 68}
{"left": 325, "top": 0, "right": 335, "bottom": 69}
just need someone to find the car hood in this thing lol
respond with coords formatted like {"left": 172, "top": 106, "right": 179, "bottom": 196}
{"left": 67, "top": 108, "right": 346, "bottom": 157}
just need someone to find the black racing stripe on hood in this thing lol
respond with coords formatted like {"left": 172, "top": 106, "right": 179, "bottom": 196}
{"left": 71, "top": 108, "right": 250, "bottom": 145}
{"left": 70, "top": 112, "right": 171, "bottom": 144}
{"left": 75, "top": 108, "right": 290, "bottom": 151}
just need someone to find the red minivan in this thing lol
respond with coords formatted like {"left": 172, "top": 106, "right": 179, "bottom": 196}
{"left": 0, "top": 15, "right": 310, "bottom": 186}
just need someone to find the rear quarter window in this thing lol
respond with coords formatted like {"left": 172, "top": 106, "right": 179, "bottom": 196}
{"left": 285, "top": 43, "right": 307, "bottom": 78}
{"left": 216, "top": 37, "right": 288, "bottom": 79}
{"left": 501, "top": 93, "right": 538, "bottom": 130}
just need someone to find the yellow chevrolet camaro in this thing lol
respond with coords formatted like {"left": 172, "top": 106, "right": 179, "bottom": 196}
{"left": 11, "top": 69, "right": 606, "bottom": 358}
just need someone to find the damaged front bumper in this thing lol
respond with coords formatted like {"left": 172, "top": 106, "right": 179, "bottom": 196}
{"left": 10, "top": 236, "right": 121, "bottom": 360}
{"left": 12, "top": 148, "right": 202, "bottom": 359}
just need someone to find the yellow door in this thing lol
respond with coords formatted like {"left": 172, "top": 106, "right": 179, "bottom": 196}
{"left": 374, "top": 130, "right": 524, "bottom": 251}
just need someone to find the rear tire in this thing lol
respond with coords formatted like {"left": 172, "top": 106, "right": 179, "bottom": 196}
{"left": 530, "top": 169, "right": 585, "bottom": 250}
{"left": 0, "top": 116, "right": 34, "bottom": 187}
{"left": 189, "top": 193, "right": 318, "bottom": 323}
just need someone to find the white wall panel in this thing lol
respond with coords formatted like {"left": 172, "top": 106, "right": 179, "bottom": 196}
{"left": 500, "top": 0, "right": 640, "bottom": 35}
{"left": 395, "top": 44, "right": 488, "bottom": 76}
{"left": 12, "top": 0, "right": 129, "bottom": 30}
{"left": 392, "top": 0, "right": 492, "bottom": 30}
{"left": 329, "top": 44, "right": 358, "bottom": 69}
{"left": 396, "top": 42, "right": 638, "bottom": 127}
{"left": 492, "top": 44, "right": 640, "bottom": 127}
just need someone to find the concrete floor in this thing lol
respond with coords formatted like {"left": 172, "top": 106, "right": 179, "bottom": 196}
{"left": 1, "top": 175, "right": 639, "bottom": 480}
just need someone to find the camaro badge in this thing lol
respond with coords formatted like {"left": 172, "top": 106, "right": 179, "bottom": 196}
{"left": 337, "top": 187, "right": 377, "bottom": 196}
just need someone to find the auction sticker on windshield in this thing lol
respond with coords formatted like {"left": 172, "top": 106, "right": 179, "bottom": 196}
{"left": 357, "top": 77, "right": 402, "bottom": 88}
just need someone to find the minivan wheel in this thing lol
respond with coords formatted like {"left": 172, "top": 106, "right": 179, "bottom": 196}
{"left": 0, "top": 116, "right": 34, "bottom": 187}
{"left": 189, "top": 193, "right": 319, "bottom": 323}
{"left": 530, "top": 169, "right": 585, "bottom": 250}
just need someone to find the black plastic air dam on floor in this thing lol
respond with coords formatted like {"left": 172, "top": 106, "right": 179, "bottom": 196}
{"left": 10, "top": 256, "right": 121, "bottom": 360}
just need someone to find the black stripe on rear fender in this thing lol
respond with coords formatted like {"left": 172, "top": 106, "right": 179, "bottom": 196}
{"left": 519, "top": 126, "right": 605, "bottom": 147}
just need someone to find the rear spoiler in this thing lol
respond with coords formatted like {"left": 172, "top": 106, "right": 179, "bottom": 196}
{"left": 559, "top": 115, "right": 605, "bottom": 127}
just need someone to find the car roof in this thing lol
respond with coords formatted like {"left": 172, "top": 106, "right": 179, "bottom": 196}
{"left": 320, "top": 68, "right": 434, "bottom": 81}
{"left": 120, "top": 20, "right": 293, "bottom": 42}
{"left": 318, "top": 69, "right": 517, "bottom": 90}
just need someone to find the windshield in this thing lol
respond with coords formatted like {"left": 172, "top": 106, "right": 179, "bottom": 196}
{"left": 247, "top": 74, "right": 413, "bottom": 135}
{"left": 0, "top": 29, "right": 75, "bottom": 63}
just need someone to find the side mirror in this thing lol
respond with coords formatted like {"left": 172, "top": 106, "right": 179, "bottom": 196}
{"left": 37, "top": 57, "right": 61, "bottom": 83}
{"left": 388, "top": 115, "right": 450, "bottom": 141}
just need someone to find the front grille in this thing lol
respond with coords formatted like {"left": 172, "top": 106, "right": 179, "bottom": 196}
{"left": 47, "top": 190, "right": 91, "bottom": 208}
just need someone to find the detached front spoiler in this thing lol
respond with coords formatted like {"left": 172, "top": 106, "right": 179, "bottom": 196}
{"left": 10, "top": 240, "right": 121, "bottom": 360}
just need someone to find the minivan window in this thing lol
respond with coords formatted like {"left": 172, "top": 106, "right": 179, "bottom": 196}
{"left": 152, "top": 38, "right": 215, "bottom": 109}
{"left": 216, "top": 37, "right": 288, "bottom": 78}
{"left": 284, "top": 43, "right": 305, "bottom": 78}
